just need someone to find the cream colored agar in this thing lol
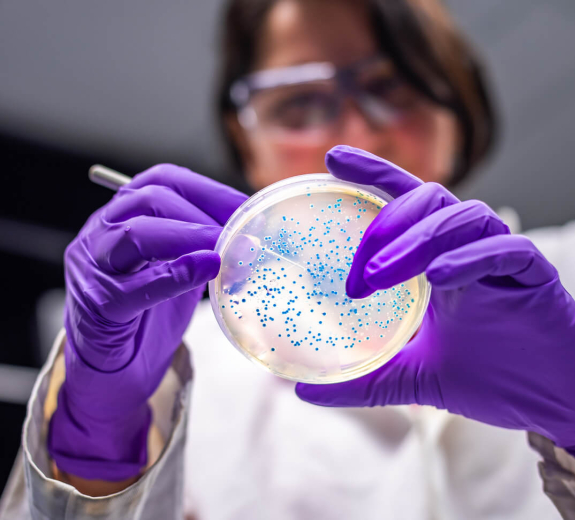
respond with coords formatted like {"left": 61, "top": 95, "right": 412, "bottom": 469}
{"left": 212, "top": 182, "right": 428, "bottom": 384}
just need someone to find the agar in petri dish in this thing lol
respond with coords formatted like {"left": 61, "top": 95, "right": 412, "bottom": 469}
{"left": 209, "top": 174, "right": 430, "bottom": 384}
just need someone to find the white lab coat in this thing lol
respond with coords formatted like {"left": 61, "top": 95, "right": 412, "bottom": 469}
{"left": 181, "top": 304, "right": 559, "bottom": 520}
{"left": 1, "top": 220, "right": 575, "bottom": 520}
{"left": 180, "top": 219, "right": 575, "bottom": 519}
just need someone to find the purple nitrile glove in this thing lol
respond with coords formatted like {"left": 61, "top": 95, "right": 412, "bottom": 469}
{"left": 48, "top": 164, "right": 247, "bottom": 481}
{"left": 297, "top": 145, "right": 575, "bottom": 453}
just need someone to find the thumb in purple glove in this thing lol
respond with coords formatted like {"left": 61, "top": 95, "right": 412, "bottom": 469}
{"left": 297, "top": 146, "right": 575, "bottom": 453}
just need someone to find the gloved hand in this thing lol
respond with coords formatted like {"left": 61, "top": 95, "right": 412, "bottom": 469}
{"left": 48, "top": 164, "right": 247, "bottom": 481}
{"left": 297, "top": 146, "right": 575, "bottom": 453}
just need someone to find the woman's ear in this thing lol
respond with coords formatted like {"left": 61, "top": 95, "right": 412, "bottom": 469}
{"left": 225, "top": 112, "right": 254, "bottom": 172}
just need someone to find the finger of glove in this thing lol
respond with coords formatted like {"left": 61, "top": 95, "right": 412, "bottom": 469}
{"left": 296, "top": 345, "right": 422, "bottom": 407}
{"left": 94, "top": 216, "right": 221, "bottom": 273}
{"left": 426, "top": 234, "right": 558, "bottom": 289}
{"left": 129, "top": 164, "right": 248, "bottom": 225}
{"left": 91, "top": 250, "right": 221, "bottom": 322}
{"left": 325, "top": 145, "right": 423, "bottom": 198}
{"left": 104, "top": 185, "right": 218, "bottom": 226}
{"left": 364, "top": 201, "right": 510, "bottom": 292}
{"left": 347, "top": 182, "right": 460, "bottom": 298}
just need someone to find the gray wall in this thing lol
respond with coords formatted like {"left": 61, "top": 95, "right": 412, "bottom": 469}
{"left": 448, "top": 0, "right": 575, "bottom": 230}
{"left": 1, "top": 0, "right": 575, "bottom": 230}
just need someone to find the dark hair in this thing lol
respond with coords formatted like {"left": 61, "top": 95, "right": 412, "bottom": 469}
{"left": 216, "top": 0, "right": 497, "bottom": 186}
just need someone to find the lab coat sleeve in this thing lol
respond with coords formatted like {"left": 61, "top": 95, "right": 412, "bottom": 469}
{"left": 529, "top": 432, "right": 575, "bottom": 520}
{"left": 0, "top": 329, "right": 193, "bottom": 520}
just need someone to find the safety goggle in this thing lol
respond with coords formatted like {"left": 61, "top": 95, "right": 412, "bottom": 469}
{"left": 230, "top": 56, "right": 423, "bottom": 144}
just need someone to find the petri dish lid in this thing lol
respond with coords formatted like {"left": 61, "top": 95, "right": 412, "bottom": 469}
{"left": 209, "top": 174, "right": 430, "bottom": 384}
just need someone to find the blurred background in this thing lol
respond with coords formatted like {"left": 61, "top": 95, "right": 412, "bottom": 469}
{"left": 1, "top": 0, "right": 574, "bottom": 494}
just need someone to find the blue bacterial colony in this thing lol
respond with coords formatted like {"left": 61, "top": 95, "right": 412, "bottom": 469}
{"left": 211, "top": 181, "right": 428, "bottom": 383}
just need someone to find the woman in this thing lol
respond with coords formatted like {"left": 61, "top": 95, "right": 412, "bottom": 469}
{"left": 1, "top": 0, "right": 574, "bottom": 518}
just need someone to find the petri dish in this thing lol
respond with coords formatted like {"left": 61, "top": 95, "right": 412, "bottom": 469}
{"left": 209, "top": 174, "right": 430, "bottom": 384}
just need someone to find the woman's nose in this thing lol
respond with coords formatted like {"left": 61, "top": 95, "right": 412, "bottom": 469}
{"left": 336, "top": 99, "right": 391, "bottom": 152}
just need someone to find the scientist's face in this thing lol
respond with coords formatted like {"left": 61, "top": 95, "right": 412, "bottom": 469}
{"left": 229, "top": 0, "right": 459, "bottom": 190}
